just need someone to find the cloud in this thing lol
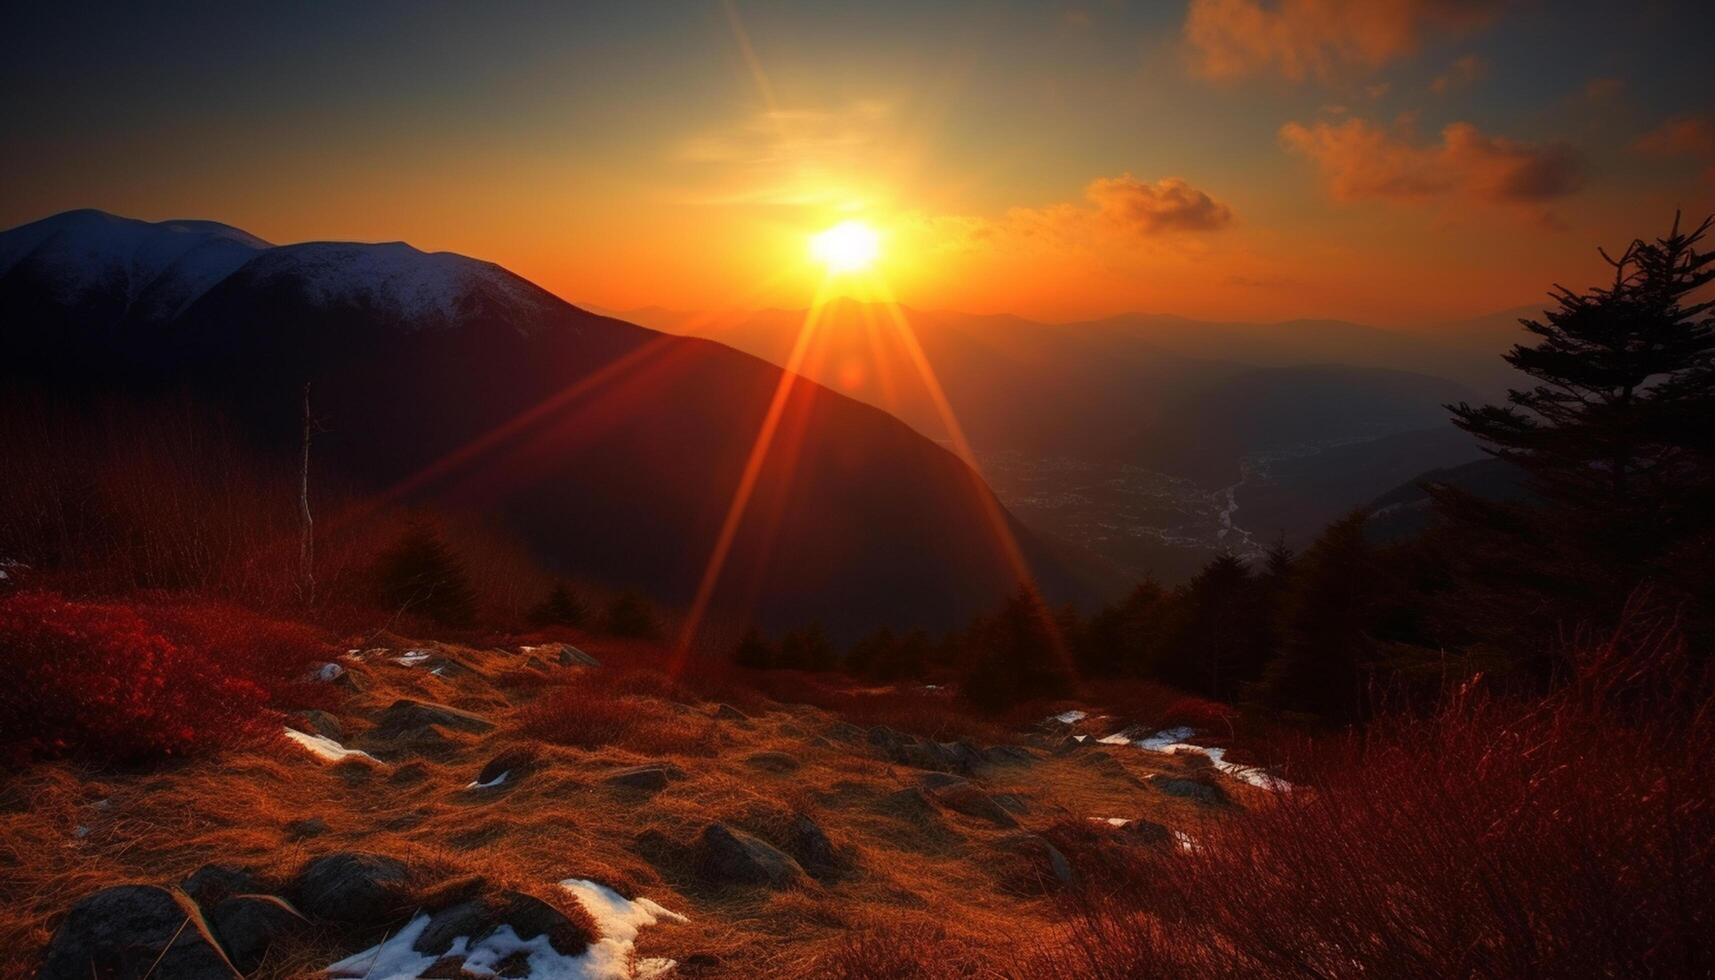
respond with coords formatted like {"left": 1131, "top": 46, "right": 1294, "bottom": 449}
{"left": 1582, "top": 76, "right": 1625, "bottom": 104}
{"left": 1082, "top": 175, "right": 1235, "bottom": 234}
{"left": 1429, "top": 54, "right": 1486, "bottom": 94}
{"left": 1633, "top": 116, "right": 1715, "bottom": 158}
{"left": 1280, "top": 117, "right": 1584, "bottom": 204}
{"left": 1184, "top": 0, "right": 1504, "bottom": 82}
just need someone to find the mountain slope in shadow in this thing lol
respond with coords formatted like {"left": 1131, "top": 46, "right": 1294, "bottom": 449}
{"left": 0, "top": 210, "right": 1126, "bottom": 636}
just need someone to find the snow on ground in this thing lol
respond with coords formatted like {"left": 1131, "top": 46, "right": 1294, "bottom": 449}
{"left": 282, "top": 728, "right": 379, "bottom": 765}
{"left": 305, "top": 662, "right": 345, "bottom": 682}
{"left": 1101, "top": 726, "right": 1291, "bottom": 791}
{"left": 326, "top": 879, "right": 685, "bottom": 980}
{"left": 467, "top": 770, "right": 509, "bottom": 790}
{"left": 1053, "top": 710, "right": 1087, "bottom": 724}
{"left": 394, "top": 649, "right": 433, "bottom": 667}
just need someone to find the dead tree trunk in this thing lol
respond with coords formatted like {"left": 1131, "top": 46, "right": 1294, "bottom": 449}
{"left": 299, "top": 381, "right": 315, "bottom": 606}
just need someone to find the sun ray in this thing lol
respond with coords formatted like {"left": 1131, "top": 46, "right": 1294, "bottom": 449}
{"left": 673, "top": 276, "right": 838, "bottom": 666}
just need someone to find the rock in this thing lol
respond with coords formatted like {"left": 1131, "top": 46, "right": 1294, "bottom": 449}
{"left": 998, "top": 834, "right": 1075, "bottom": 891}
{"left": 743, "top": 751, "right": 800, "bottom": 774}
{"left": 286, "top": 817, "right": 329, "bottom": 840}
{"left": 1118, "top": 818, "right": 1173, "bottom": 845}
{"left": 181, "top": 864, "right": 262, "bottom": 907}
{"left": 878, "top": 787, "right": 938, "bottom": 820}
{"left": 789, "top": 815, "right": 839, "bottom": 879}
{"left": 944, "top": 741, "right": 983, "bottom": 772}
{"left": 991, "top": 793, "right": 1031, "bottom": 815}
{"left": 917, "top": 771, "right": 965, "bottom": 791}
{"left": 557, "top": 644, "right": 601, "bottom": 667}
{"left": 712, "top": 703, "right": 748, "bottom": 721}
{"left": 294, "top": 709, "right": 343, "bottom": 741}
{"left": 603, "top": 763, "right": 685, "bottom": 791}
{"left": 475, "top": 747, "right": 540, "bottom": 787}
{"left": 1151, "top": 773, "right": 1230, "bottom": 806}
{"left": 696, "top": 823, "right": 806, "bottom": 889}
{"left": 39, "top": 885, "right": 238, "bottom": 979}
{"left": 294, "top": 853, "right": 411, "bottom": 924}
{"left": 979, "top": 744, "right": 1037, "bottom": 767}
{"left": 524, "top": 655, "right": 552, "bottom": 671}
{"left": 866, "top": 726, "right": 907, "bottom": 751}
{"left": 372, "top": 699, "right": 495, "bottom": 737}
{"left": 413, "top": 890, "right": 593, "bottom": 959}
{"left": 826, "top": 721, "right": 863, "bottom": 742}
{"left": 927, "top": 781, "right": 1020, "bottom": 828}
{"left": 208, "top": 894, "right": 308, "bottom": 973}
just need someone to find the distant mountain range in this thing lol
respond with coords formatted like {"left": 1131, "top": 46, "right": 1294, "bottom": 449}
{"left": 0, "top": 210, "right": 1126, "bottom": 636}
{"left": 613, "top": 301, "right": 1536, "bottom": 572}
{"left": 614, "top": 301, "right": 1526, "bottom": 485}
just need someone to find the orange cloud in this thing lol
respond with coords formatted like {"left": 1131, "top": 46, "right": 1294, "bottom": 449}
{"left": 1083, "top": 175, "right": 1235, "bottom": 234}
{"left": 1633, "top": 116, "right": 1715, "bottom": 158}
{"left": 1185, "top": 0, "right": 1503, "bottom": 82}
{"left": 1280, "top": 117, "right": 1583, "bottom": 204}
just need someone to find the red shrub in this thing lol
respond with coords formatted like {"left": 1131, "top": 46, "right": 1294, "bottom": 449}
{"left": 1032, "top": 623, "right": 1715, "bottom": 978}
{"left": 135, "top": 599, "right": 334, "bottom": 709}
{"left": 0, "top": 591, "right": 278, "bottom": 765}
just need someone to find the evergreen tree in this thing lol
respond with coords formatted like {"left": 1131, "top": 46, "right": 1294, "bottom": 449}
{"left": 529, "top": 581, "right": 588, "bottom": 628}
{"left": 961, "top": 584, "right": 1074, "bottom": 711}
{"left": 601, "top": 591, "right": 660, "bottom": 640}
{"left": 1159, "top": 554, "right": 1270, "bottom": 700}
{"left": 1079, "top": 580, "right": 1165, "bottom": 676}
{"left": 1440, "top": 214, "right": 1715, "bottom": 651}
{"left": 1251, "top": 513, "right": 1383, "bottom": 723}
{"left": 731, "top": 627, "right": 777, "bottom": 670}
{"left": 375, "top": 522, "right": 477, "bottom": 627}
{"left": 778, "top": 623, "right": 836, "bottom": 671}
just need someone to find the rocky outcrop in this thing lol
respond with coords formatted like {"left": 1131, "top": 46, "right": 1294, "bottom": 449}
{"left": 39, "top": 885, "right": 237, "bottom": 980}
{"left": 293, "top": 853, "right": 412, "bottom": 924}
{"left": 696, "top": 823, "right": 806, "bottom": 889}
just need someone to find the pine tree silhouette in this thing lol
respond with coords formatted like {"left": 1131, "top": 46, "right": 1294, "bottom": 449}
{"left": 375, "top": 522, "right": 477, "bottom": 627}
{"left": 530, "top": 581, "right": 588, "bottom": 628}
{"left": 601, "top": 591, "right": 660, "bottom": 639}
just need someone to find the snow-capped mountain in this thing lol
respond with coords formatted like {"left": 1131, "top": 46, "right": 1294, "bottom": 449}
{"left": 0, "top": 209, "right": 1122, "bottom": 635}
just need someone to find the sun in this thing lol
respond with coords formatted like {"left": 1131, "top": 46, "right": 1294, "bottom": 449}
{"left": 809, "top": 220, "right": 881, "bottom": 274}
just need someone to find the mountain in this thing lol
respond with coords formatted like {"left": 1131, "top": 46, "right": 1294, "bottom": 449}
{"left": 627, "top": 301, "right": 1479, "bottom": 485}
{"left": 0, "top": 210, "right": 1125, "bottom": 636}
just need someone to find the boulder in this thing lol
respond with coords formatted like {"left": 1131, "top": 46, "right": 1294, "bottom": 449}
{"left": 998, "top": 834, "right": 1075, "bottom": 892}
{"left": 1151, "top": 773, "right": 1230, "bottom": 806}
{"left": 39, "top": 885, "right": 238, "bottom": 980}
{"left": 474, "top": 747, "right": 540, "bottom": 788}
{"left": 372, "top": 699, "right": 494, "bottom": 737}
{"left": 412, "top": 890, "right": 593, "bottom": 959}
{"left": 557, "top": 644, "right": 600, "bottom": 667}
{"left": 696, "top": 823, "right": 806, "bottom": 889}
{"left": 979, "top": 744, "right": 1037, "bottom": 767}
{"left": 208, "top": 894, "right": 308, "bottom": 973}
{"left": 743, "top": 751, "right": 800, "bottom": 774}
{"left": 789, "top": 815, "right": 839, "bottom": 879}
{"left": 293, "top": 853, "right": 411, "bottom": 924}
{"left": 927, "top": 780, "right": 1020, "bottom": 828}
{"left": 603, "top": 763, "right": 685, "bottom": 792}
{"left": 293, "top": 709, "right": 343, "bottom": 741}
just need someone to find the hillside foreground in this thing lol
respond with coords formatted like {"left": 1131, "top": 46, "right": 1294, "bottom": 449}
{"left": 3, "top": 621, "right": 1278, "bottom": 979}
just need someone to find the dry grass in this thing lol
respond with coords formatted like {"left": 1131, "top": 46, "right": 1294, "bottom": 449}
{"left": 0, "top": 624, "right": 1235, "bottom": 978}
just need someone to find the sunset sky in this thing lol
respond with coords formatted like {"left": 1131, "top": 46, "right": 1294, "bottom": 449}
{"left": 4, "top": 0, "right": 1712, "bottom": 326}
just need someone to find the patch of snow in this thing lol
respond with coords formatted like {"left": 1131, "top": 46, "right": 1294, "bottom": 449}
{"left": 1092, "top": 817, "right": 1131, "bottom": 828}
{"left": 467, "top": 770, "right": 509, "bottom": 791}
{"left": 73, "top": 825, "right": 91, "bottom": 839}
{"left": 394, "top": 649, "right": 433, "bottom": 667}
{"left": 1073, "top": 735, "right": 1088, "bottom": 743}
{"left": 1174, "top": 830, "right": 1198, "bottom": 853}
{"left": 1053, "top": 710, "right": 1087, "bottom": 725}
{"left": 283, "top": 728, "right": 378, "bottom": 765}
{"left": 1100, "top": 726, "right": 1291, "bottom": 791}
{"left": 252, "top": 241, "right": 561, "bottom": 332}
{"left": 326, "top": 879, "right": 685, "bottom": 980}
